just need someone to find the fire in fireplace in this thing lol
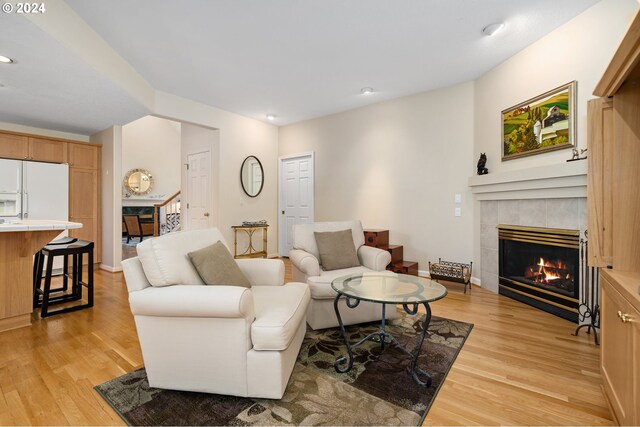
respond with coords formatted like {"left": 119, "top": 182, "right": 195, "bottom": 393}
{"left": 498, "top": 225, "right": 580, "bottom": 323}
{"left": 525, "top": 257, "right": 572, "bottom": 289}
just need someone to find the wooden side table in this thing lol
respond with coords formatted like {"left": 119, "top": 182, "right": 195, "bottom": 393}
{"left": 231, "top": 225, "right": 268, "bottom": 258}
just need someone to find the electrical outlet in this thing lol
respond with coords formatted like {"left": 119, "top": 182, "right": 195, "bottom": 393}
{"left": 454, "top": 194, "right": 462, "bottom": 204}
{"left": 454, "top": 207, "right": 461, "bottom": 217}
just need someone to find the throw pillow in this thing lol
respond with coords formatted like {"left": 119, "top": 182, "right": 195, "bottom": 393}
{"left": 314, "top": 229, "right": 360, "bottom": 271}
{"left": 188, "top": 241, "right": 251, "bottom": 287}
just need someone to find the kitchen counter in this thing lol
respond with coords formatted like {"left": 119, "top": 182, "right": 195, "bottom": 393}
{"left": 0, "top": 220, "right": 83, "bottom": 332}
{"left": 0, "top": 220, "right": 82, "bottom": 232}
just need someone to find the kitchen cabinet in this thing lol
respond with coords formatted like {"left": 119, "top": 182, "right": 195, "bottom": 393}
{"left": 0, "top": 129, "right": 101, "bottom": 263}
{"left": 68, "top": 143, "right": 101, "bottom": 263}
{"left": 68, "top": 142, "right": 99, "bottom": 169}
{"left": 28, "top": 137, "right": 68, "bottom": 163}
{"left": 0, "top": 132, "right": 28, "bottom": 159}
{"left": 0, "top": 131, "right": 68, "bottom": 163}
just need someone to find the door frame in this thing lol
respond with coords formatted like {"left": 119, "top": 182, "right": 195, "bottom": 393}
{"left": 278, "top": 152, "right": 315, "bottom": 257}
{"left": 185, "top": 149, "right": 212, "bottom": 231}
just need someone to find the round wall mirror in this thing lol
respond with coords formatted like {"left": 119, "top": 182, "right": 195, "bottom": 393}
{"left": 124, "top": 169, "right": 154, "bottom": 195}
{"left": 240, "top": 156, "right": 264, "bottom": 197}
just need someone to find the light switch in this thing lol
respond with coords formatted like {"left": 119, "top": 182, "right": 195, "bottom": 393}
{"left": 454, "top": 194, "right": 462, "bottom": 204}
{"left": 454, "top": 207, "right": 462, "bottom": 217}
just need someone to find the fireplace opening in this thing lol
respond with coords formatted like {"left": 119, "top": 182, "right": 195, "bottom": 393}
{"left": 498, "top": 225, "right": 579, "bottom": 323}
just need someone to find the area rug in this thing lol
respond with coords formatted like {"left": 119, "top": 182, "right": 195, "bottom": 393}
{"left": 95, "top": 315, "right": 473, "bottom": 426}
{"left": 122, "top": 237, "right": 140, "bottom": 247}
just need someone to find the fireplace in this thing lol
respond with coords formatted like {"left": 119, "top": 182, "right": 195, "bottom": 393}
{"left": 498, "top": 225, "right": 579, "bottom": 323}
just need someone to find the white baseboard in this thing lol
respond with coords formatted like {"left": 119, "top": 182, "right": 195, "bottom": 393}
{"left": 100, "top": 264, "right": 123, "bottom": 273}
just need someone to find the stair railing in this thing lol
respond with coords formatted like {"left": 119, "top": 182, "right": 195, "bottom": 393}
{"left": 153, "top": 191, "right": 181, "bottom": 236}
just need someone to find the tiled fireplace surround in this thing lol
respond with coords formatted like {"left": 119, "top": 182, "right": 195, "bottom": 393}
{"left": 470, "top": 161, "right": 588, "bottom": 295}
{"left": 479, "top": 198, "right": 587, "bottom": 293}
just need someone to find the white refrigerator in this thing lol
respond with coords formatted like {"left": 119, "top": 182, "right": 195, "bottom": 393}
{"left": 0, "top": 158, "right": 69, "bottom": 222}
{"left": 0, "top": 159, "right": 69, "bottom": 269}
{"left": 0, "top": 158, "right": 22, "bottom": 218}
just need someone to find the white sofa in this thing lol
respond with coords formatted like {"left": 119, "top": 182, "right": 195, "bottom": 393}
{"left": 121, "top": 228, "right": 310, "bottom": 399}
{"left": 289, "top": 220, "right": 398, "bottom": 330}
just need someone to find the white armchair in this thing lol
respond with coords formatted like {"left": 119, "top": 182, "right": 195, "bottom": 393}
{"left": 122, "top": 228, "right": 310, "bottom": 399}
{"left": 289, "top": 220, "right": 398, "bottom": 330}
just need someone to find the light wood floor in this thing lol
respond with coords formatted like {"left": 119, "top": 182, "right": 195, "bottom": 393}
{"left": 0, "top": 259, "right": 612, "bottom": 426}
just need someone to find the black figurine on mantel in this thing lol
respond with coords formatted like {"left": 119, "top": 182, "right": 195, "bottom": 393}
{"left": 477, "top": 153, "right": 489, "bottom": 175}
{"left": 567, "top": 148, "right": 588, "bottom": 162}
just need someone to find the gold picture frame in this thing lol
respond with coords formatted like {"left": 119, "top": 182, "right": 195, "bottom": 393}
{"left": 502, "top": 81, "right": 576, "bottom": 161}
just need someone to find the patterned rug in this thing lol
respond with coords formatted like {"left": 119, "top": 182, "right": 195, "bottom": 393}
{"left": 122, "top": 237, "right": 141, "bottom": 247}
{"left": 95, "top": 315, "right": 473, "bottom": 426}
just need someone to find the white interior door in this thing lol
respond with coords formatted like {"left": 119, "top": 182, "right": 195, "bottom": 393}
{"left": 279, "top": 153, "right": 314, "bottom": 256}
{"left": 186, "top": 151, "right": 211, "bottom": 230}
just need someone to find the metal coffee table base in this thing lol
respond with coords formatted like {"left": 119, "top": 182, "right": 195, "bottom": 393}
{"left": 333, "top": 294, "right": 433, "bottom": 387}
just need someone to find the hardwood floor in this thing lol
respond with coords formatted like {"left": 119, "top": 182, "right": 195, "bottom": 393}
{"left": 0, "top": 259, "right": 612, "bottom": 426}
{"left": 121, "top": 243, "right": 137, "bottom": 261}
{"left": 423, "top": 285, "right": 611, "bottom": 426}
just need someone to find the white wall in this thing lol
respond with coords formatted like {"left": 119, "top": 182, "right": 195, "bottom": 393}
{"left": 279, "top": 81, "right": 475, "bottom": 270}
{"left": 471, "top": 0, "right": 638, "bottom": 287}
{"left": 122, "top": 116, "right": 181, "bottom": 200}
{"left": 155, "top": 91, "right": 279, "bottom": 256}
{"left": 474, "top": 0, "right": 638, "bottom": 174}
{"left": 92, "top": 125, "right": 122, "bottom": 271}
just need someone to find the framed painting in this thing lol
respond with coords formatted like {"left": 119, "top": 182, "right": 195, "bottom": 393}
{"left": 502, "top": 81, "right": 576, "bottom": 161}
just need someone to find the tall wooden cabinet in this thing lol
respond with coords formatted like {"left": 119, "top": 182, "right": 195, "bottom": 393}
{"left": 68, "top": 143, "right": 101, "bottom": 263}
{"left": 0, "top": 130, "right": 101, "bottom": 263}
{"left": 588, "top": 10, "right": 640, "bottom": 426}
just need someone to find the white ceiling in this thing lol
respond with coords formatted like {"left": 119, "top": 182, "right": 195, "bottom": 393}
{"left": 0, "top": 14, "right": 149, "bottom": 135}
{"left": 1, "top": 0, "right": 600, "bottom": 134}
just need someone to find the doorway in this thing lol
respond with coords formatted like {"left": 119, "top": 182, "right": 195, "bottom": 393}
{"left": 278, "top": 152, "right": 314, "bottom": 256}
{"left": 118, "top": 116, "right": 217, "bottom": 266}
{"left": 120, "top": 116, "right": 182, "bottom": 263}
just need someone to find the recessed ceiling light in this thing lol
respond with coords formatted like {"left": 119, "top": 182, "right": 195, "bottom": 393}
{"left": 361, "top": 87, "right": 374, "bottom": 95}
{"left": 482, "top": 23, "right": 505, "bottom": 36}
{"left": 0, "top": 55, "right": 14, "bottom": 64}
{"left": 266, "top": 114, "right": 276, "bottom": 121}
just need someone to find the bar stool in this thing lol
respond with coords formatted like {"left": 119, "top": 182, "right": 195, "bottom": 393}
{"left": 33, "top": 237, "right": 78, "bottom": 294}
{"left": 33, "top": 239, "right": 94, "bottom": 318}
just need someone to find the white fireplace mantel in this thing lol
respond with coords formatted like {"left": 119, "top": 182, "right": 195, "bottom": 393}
{"left": 122, "top": 197, "right": 167, "bottom": 207}
{"left": 468, "top": 161, "right": 587, "bottom": 200}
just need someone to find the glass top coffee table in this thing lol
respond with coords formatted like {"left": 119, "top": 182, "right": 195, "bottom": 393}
{"left": 331, "top": 271, "right": 447, "bottom": 387}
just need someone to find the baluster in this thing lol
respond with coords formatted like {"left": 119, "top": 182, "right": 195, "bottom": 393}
{"left": 153, "top": 205, "right": 159, "bottom": 237}
{"left": 169, "top": 201, "right": 174, "bottom": 232}
{"left": 153, "top": 191, "right": 181, "bottom": 235}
